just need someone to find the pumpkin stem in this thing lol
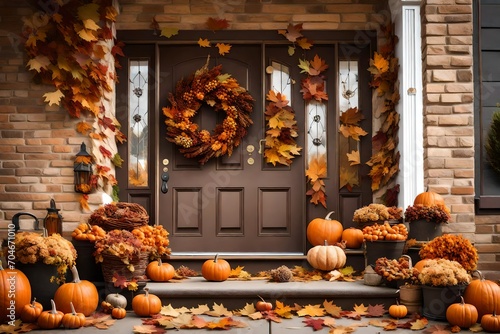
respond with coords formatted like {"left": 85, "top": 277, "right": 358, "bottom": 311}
{"left": 70, "top": 302, "right": 77, "bottom": 315}
{"left": 0, "top": 260, "right": 3, "bottom": 270}
{"left": 144, "top": 287, "right": 150, "bottom": 297}
{"left": 214, "top": 254, "right": 219, "bottom": 262}
{"left": 401, "top": 255, "right": 412, "bottom": 269}
{"left": 257, "top": 295, "right": 266, "bottom": 303}
{"left": 31, "top": 298, "right": 37, "bottom": 307}
{"left": 459, "top": 295, "right": 465, "bottom": 305}
{"left": 158, "top": 258, "right": 163, "bottom": 266}
{"left": 50, "top": 299, "right": 58, "bottom": 314}
{"left": 323, "top": 240, "right": 329, "bottom": 246}
{"left": 325, "top": 211, "right": 335, "bottom": 220}
{"left": 471, "top": 270, "right": 484, "bottom": 280}
{"left": 70, "top": 266, "right": 81, "bottom": 283}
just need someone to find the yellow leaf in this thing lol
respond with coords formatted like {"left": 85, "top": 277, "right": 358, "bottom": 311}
{"left": 43, "top": 89, "right": 64, "bottom": 106}
{"left": 296, "top": 304, "right": 325, "bottom": 317}
{"left": 27, "top": 55, "right": 51, "bottom": 72}
{"left": 353, "top": 303, "right": 368, "bottom": 316}
{"left": 238, "top": 303, "right": 256, "bottom": 316}
{"left": 274, "top": 301, "right": 294, "bottom": 319}
{"left": 216, "top": 43, "right": 231, "bottom": 56}
{"left": 297, "top": 37, "right": 313, "bottom": 50}
{"left": 206, "top": 303, "right": 232, "bottom": 317}
{"left": 190, "top": 304, "right": 210, "bottom": 315}
{"left": 82, "top": 18, "right": 100, "bottom": 31}
{"left": 76, "top": 121, "right": 92, "bottom": 135}
{"left": 288, "top": 46, "right": 295, "bottom": 56}
{"left": 160, "top": 27, "right": 179, "bottom": 38}
{"left": 78, "top": 28, "right": 97, "bottom": 42}
{"left": 410, "top": 318, "right": 429, "bottom": 330}
{"left": 247, "top": 311, "right": 264, "bottom": 320}
{"left": 323, "top": 300, "right": 342, "bottom": 318}
{"left": 198, "top": 38, "right": 211, "bottom": 47}
{"left": 346, "top": 150, "right": 360, "bottom": 165}
{"left": 160, "top": 304, "right": 180, "bottom": 317}
{"left": 371, "top": 52, "right": 389, "bottom": 74}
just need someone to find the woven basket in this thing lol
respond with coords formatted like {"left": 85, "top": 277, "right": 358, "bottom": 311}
{"left": 89, "top": 202, "right": 149, "bottom": 231}
{"left": 101, "top": 252, "right": 149, "bottom": 283}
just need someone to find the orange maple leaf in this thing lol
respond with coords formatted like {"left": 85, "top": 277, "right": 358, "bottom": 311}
{"left": 216, "top": 43, "right": 231, "bottom": 56}
{"left": 198, "top": 38, "right": 211, "bottom": 48}
{"left": 309, "top": 55, "right": 328, "bottom": 75}
{"left": 340, "top": 107, "right": 364, "bottom": 125}
{"left": 296, "top": 304, "right": 325, "bottom": 317}
{"left": 296, "top": 37, "right": 313, "bottom": 50}
{"left": 305, "top": 155, "right": 327, "bottom": 182}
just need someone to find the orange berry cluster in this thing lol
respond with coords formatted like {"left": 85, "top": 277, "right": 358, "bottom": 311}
{"left": 132, "top": 225, "right": 171, "bottom": 257}
{"left": 71, "top": 223, "right": 106, "bottom": 242}
{"left": 362, "top": 222, "right": 408, "bottom": 241}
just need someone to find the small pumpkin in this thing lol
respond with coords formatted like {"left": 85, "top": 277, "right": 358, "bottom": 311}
{"left": 105, "top": 293, "right": 127, "bottom": 309}
{"left": 0, "top": 261, "right": 31, "bottom": 323}
{"left": 463, "top": 270, "right": 500, "bottom": 319}
{"left": 306, "top": 241, "right": 346, "bottom": 271}
{"left": 20, "top": 298, "right": 43, "bottom": 323}
{"left": 61, "top": 302, "right": 85, "bottom": 329}
{"left": 53, "top": 266, "right": 99, "bottom": 316}
{"left": 146, "top": 258, "right": 175, "bottom": 282}
{"left": 37, "top": 299, "right": 64, "bottom": 329}
{"left": 389, "top": 300, "right": 407, "bottom": 319}
{"left": 446, "top": 296, "right": 478, "bottom": 328}
{"left": 306, "top": 211, "right": 344, "bottom": 246}
{"left": 201, "top": 254, "right": 231, "bottom": 282}
{"left": 111, "top": 307, "right": 127, "bottom": 319}
{"left": 341, "top": 227, "right": 364, "bottom": 249}
{"left": 132, "top": 288, "right": 162, "bottom": 317}
{"left": 413, "top": 259, "right": 432, "bottom": 273}
{"left": 255, "top": 296, "right": 273, "bottom": 312}
{"left": 481, "top": 311, "right": 500, "bottom": 333}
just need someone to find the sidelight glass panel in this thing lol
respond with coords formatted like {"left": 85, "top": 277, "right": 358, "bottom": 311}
{"left": 307, "top": 101, "right": 327, "bottom": 165}
{"left": 270, "top": 61, "right": 292, "bottom": 101}
{"left": 338, "top": 59, "right": 360, "bottom": 190}
{"left": 128, "top": 59, "right": 149, "bottom": 187}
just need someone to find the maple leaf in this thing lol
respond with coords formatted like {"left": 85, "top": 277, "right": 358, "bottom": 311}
{"left": 339, "top": 124, "right": 368, "bottom": 141}
{"left": 309, "top": 54, "right": 329, "bottom": 75}
{"left": 341, "top": 310, "right": 361, "bottom": 320}
{"left": 238, "top": 303, "right": 256, "bottom": 316}
{"left": 206, "top": 17, "right": 230, "bottom": 31}
{"left": 369, "top": 52, "right": 389, "bottom": 74}
{"left": 27, "top": 55, "right": 51, "bottom": 72}
{"left": 424, "top": 324, "right": 451, "bottom": 334}
{"left": 216, "top": 43, "right": 231, "bottom": 56}
{"left": 353, "top": 304, "right": 368, "bottom": 316}
{"left": 78, "top": 28, "right": 98, "bottom": 42}
{"left": 297, "top": 37, "right": 313, "bottom": 50}
{"left": 206, "top": 303, "right": 232, "bottom": 317}
{"left": 198, "top": 38, "right": 211, "bottom": 47}
{"left": 266, "top": 90, "right": 289, "bottom": 108}
{"left": 83, "top": 18, "right": 100, "bottom": 31}
{"left": 247, "top": 311, "right": 264, "bottom": 320}
{"left": 306, "top": 155, "right": 327, "bottom": 182}
{"left": 340, "top": 107, "right": 364, "bottom": 125}
{"left": 346, "top": 150, "right": 360, "bottom": 166}
{"left": 160, "top": 304, "right": 180, "bottom": 317}
{"left": 297, "top": 304, "right": 325, "bottom": 317}
{"left": 279, "top": 23, "right": 303, "bottom": 42}
{"left": 323, "top": 300, "right": 342, "bottom": 318}
{"left": 298, "top": 58, "right": 310, "bottom": 74}
{"left": 366, "top": 304, "right": 386, "bottom": 317}
{"left": 304, "top": 317, "right": 325, "bottom": 331}
{"left": 99, "top": 116, "right": 116, "bottom": 131}
{"left": 43, "top": 89, "right": 64, "bottom": 106}
{"left": 160, "top": 27, "right": 179, "bottom": 38}
{"left": 80, "top": 194, "right": 90, "bottom": 211}
{"left": 133, "top": 325, "right": 161, "bottom": 334}
{"left": 99, "top": 145, "right": 112, "bottom": 158}
{"left": 189, "top": 304, "right": 209, "bottom": 315}
{"left": 411, "top": 317, "right": 429, "bottom": 330}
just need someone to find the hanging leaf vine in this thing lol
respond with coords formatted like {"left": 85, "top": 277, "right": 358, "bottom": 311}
{"left": 22, "top": 0, "right": 125, "bottom": 208}
{"left": 366, "top": 24, "right": 400, "bottom": 204}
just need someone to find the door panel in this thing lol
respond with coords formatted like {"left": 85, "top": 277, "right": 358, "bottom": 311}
{"left": 158, "top": 44, "right": 305, "bottom": 253}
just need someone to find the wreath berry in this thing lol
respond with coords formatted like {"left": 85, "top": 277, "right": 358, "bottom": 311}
{"left": 162, "top": 62, "right": 254, "bottom": 164}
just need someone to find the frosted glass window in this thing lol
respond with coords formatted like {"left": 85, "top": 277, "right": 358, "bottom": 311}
{"left": 128, "top": 59, "right": 149, "bottom": 187}
{"left": 270, "top": 61, "right": 292, "bottom": 103}
{"left": 307, "top": 101, "right": 327, "bottom": 164}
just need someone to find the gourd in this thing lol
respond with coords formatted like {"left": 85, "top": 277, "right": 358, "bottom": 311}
{"left": 146, "top": 259, "right": 175, "bottom": 282}
{"left": 37, "top": 299, "right": 64, "bottom": 329}
{"left": 306, "top": 241, "right": 346, "bottom": 271}
{"left": 255, "top": 296, "right": 273, "bottom": 312}
{"left": 105, "top": 293, "right": 127, "bottom": 309}
{"left": 481, "top": 311, "right": 500, "bottom": 333}
{"left": 341, "top": 227, "right": 364, "bottom": 249}
{"left": 20, "top": 298, "right": 43, "bottom": 323}
{"left": 201, "top": 254, "right": 231, "bottom": 282}
{"left": 463, "top": 270, "right": 500, "bottom": 319}
{"left": 388, "top": 300, "right": 407, "bottom": 319}
{"left": 0, "top": 261, "right": 31, "bottom": 322}
{"left": 306, "top": 211, "right": 343, "bottom": 246}
{"left": 132, "top": 288, "right": 162, "bottom": 317}
{"left": 53, "top": 266, "right": 99, "bottom": 316}
{"left": 61, "top": 302, "right": 85, "bottom": 329}
{"left": 446, "top": 296, "right": 478, "bottom": 328}
{"left": 111, "top": 307, "right": 127, "bottom": 319}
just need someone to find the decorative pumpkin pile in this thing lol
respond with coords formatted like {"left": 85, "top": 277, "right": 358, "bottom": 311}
{"left": 362, "top": 221, "right": 408, "bottom": 241}
{"left": 71, "top": 222, "right": 106, "bottom": 242}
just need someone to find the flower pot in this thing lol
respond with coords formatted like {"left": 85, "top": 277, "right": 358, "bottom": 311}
{"left": 364, "top": 240, "right": 406, "bottom": 267}
{"left": 399, "top": 285, "right": 422, "bottom": 314}
{"left": 72, "top": 240, "right": 103, "bottom": 282}
{"left": 421, "top": 284, "right": 467, "bottom": 320}
{"left": 408, "top": 219, "right": 443, "bottom": 241}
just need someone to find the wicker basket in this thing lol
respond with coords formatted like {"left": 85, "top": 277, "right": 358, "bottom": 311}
{"left": 101, "top": 252, "right": 149, "bottom": 283}
{"left": 89, "top": 202, "right": 149, "bottom": 231}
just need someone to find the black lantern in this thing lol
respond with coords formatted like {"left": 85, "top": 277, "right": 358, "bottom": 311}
{"left": 74, "top": 142, "right": 93, "bottom": 194}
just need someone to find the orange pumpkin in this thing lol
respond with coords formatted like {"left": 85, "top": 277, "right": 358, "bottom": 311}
{"left": 446, "top": 296, "right": 478, "bottom": 328}
{"left": 413, "top": 259, "right": 432, "bottom": 273}
{"left": 389, "top": 300, "right": 407, "bottom": 319}
{"left": 0, "top": 261, "right": 31, "bottom": 323}
{"left": 463, "top": 270, "right": 500, "bottom": 319}
{"left": 146, "top": 259, "right": 175, "bottom": 282}
{"left": 132, "top": 288, "right": 162, "bottom": 317}
{"left": 37, "top": 299, "right": 64, "bottom": 329}
{"left": 61, "top": 302, "right": 85, "bottom": 329}
{"left": 201, "top": 254, "right": 231, "bottom": 282}
{"left": 341, "top": 227, "right": 364, "bottom": 249}
{"left": 307, "top": 211, "right": 343, "bottom": 246}
{"left": 20, "top": 298, "right": 43, "bottom": 323}
{"left": 481, "top": 311, "right": 500, "bottom": 333}
{"left": 54, "top": 266, "right": 99, "bottom": 316}
{"left": 111, "top": 307, "right": 127, "bottom": 319}
{"left": 413, "top": 191, "right": 450, "bottom": 213}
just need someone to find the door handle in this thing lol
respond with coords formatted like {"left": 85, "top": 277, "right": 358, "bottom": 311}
{"left": 161, "top": 172, "right": 170, "bottom": 194}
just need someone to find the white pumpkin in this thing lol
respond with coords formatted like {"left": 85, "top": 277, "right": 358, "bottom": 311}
{"left": 307, "top": 243, "right": 346, "bottom": 271}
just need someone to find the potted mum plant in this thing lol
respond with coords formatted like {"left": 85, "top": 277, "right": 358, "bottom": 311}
{"left": 353, "top": 203, "right": 403, "bottom": 226}
{"left": 404, "top": 204, "right": 451, "bottom": 241}
{"left": 418, "top": 258, "right": 471, "bottom": 321}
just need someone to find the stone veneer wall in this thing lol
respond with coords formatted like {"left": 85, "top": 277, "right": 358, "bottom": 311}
{"left": 0, "top": 0, "right": 497, "bottom": 271}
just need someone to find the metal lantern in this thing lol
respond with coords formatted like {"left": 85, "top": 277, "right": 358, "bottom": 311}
{"left": 74, "top": 142, "right": 93, "bottom": 194}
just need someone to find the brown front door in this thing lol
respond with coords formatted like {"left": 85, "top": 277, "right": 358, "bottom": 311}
{"left": 158, "top": 44, "right": 306, "bottom": 253}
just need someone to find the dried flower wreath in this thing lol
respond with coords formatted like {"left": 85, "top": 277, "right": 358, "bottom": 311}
{"left": 162, "top": 59, "right": 254, "bottom": 164}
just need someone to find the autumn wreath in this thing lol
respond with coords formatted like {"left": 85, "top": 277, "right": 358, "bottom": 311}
{"left": 162, "top": 61, "right": 254, "bottom": 164}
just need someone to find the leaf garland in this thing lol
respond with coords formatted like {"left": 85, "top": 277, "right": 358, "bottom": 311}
{"left": 263, "top": 90, "right": 302, "bottom": 166}
{"left": 22, "top": 0, "right": 125, "bottom": 209}
{"left": 366, "top": 24, "right": 400, "bottom": 203}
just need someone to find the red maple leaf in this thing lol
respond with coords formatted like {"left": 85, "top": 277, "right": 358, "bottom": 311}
{"left": 367, "top": 304, "right": 386, "bottom": 317}
{"left": 303, "top": 317, "right": 325, "bottom": 331}
{"left": 99, "top": 116, "right": 116, "bottom": 131}
{"left": 99, "top": 145, "right": 112, "bottom": 158}
{"left": 206, "top": 17, "right": 230, "bottom": 31}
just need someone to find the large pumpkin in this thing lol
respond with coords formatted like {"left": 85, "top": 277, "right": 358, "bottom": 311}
{"left": 132, "top": 288, "right": 162, "bottom": 317}
{"left": 0, "top": 261, "right": 31, "bottom": 323}
{"left": 53, "top": 266, "right": 99, "bottom": 316}
{"left": 463, "top": 270, "right": 500, "bottom": 319}
{"left": 413, "top": 191, "right": 450, "bottom": 213}
{"left": 201, "top": 254, "right": 231, "bottom": 282}
{"left": 446, "top": 296, "right": 478, "bottom": 328}
{"left": 341, "top": 227, "right": 364, "bottom": 249}
{"left": 306, "top": 241, "right": 346, "bottom": 271}
{"left": 307, "top": 211, "right": 343, "bottom": 246}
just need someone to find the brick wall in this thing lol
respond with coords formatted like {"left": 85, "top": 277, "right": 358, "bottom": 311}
{"left": 1, "top": 0, "right": 496, "bottom": 270}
